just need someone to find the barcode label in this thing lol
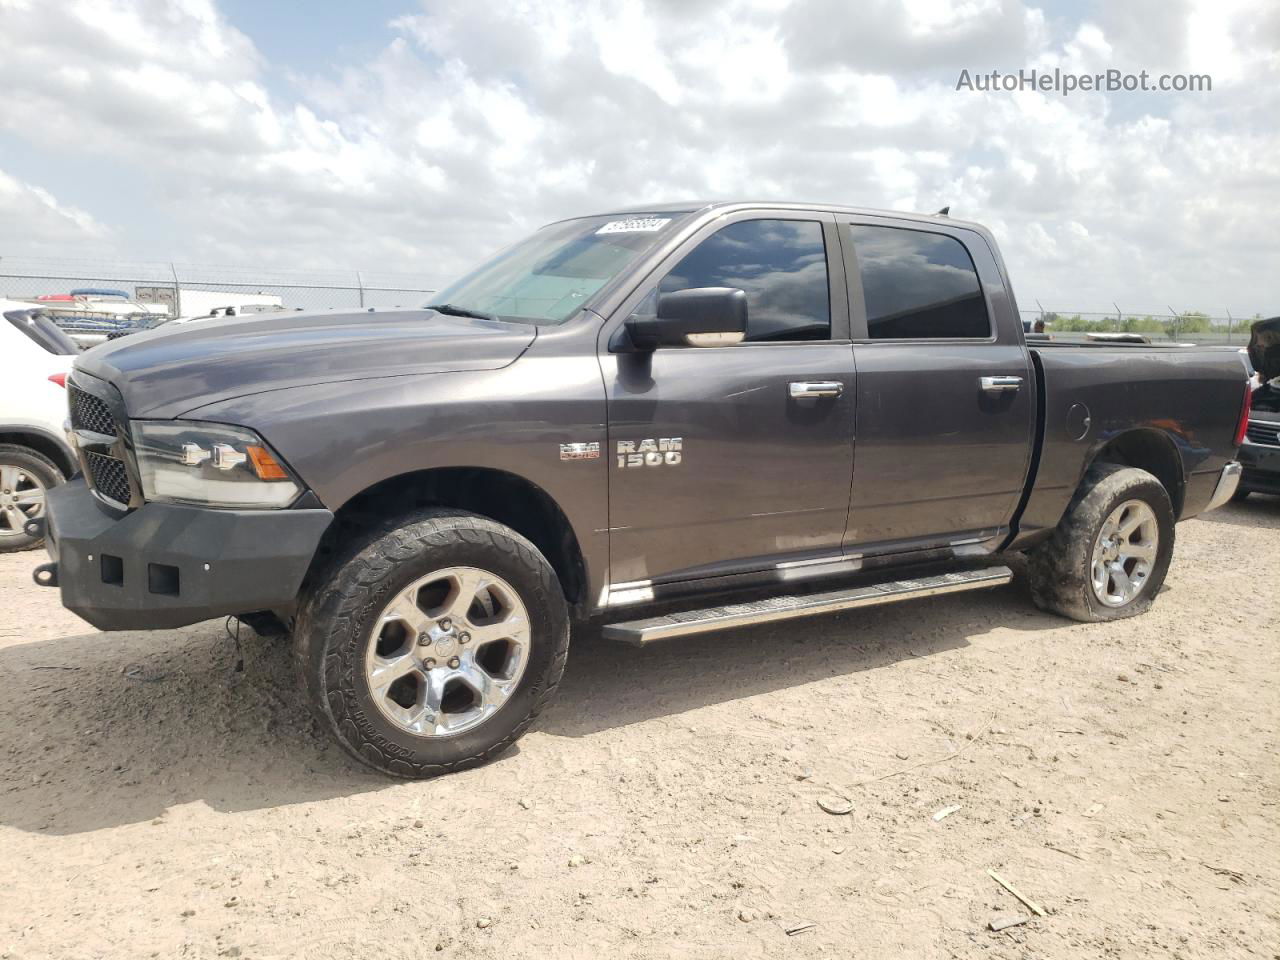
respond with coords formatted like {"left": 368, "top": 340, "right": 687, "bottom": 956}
{"left": 596, "top": 217, "right": 672, "bottom": 235}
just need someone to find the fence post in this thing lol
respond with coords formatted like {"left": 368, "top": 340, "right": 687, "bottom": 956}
{"left": 357, "top": 271, "right": 365, "bottom": 309}
{"left": 170, "top": 262, "right": 181, "bottom": 318}
{"left": 1112, "top": 302, "right": 1122, "bottom": 333}
{"left": 1226, "top": 309, "right": 1234, "bottom": 344}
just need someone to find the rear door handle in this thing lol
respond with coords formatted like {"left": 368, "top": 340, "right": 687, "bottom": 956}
{"left": 980, "top": 376, "right": 1023, "bottom": 394}
{"left": 789, "top": 381, "right": 844, "bottom": 399}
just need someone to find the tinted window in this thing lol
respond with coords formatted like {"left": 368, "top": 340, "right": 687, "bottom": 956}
{"left": 850, "top": 225, "right": 990, "bottom": 339}
{"left": 660, "top": 219, "right": 830, "bottom": 341}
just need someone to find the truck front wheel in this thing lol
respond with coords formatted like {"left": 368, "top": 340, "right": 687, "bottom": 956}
{"left": 295, "top": 510, "right": 570, "bottom": 778}
{"left": 1026, "top": 464, "right": 1175, "bottom": 622}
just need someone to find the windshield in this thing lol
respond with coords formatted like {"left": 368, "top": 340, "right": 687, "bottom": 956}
{"left": 428, "top": 212, "right": 692, "bottom": 325}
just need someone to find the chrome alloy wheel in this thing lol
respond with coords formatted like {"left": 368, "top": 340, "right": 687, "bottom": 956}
{"left": 0, "top": 464, "right": 46, "bottom": 543}
{"left": 1090, "top": 499, "right": 1159, "bottom": 607}
{"left": 364, "top": 566, "right": 530, "bottom": 738}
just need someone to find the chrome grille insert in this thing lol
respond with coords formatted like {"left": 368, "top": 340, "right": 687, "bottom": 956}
{"left": 1245, "top": 421, "right": 1279, "bottom": 447}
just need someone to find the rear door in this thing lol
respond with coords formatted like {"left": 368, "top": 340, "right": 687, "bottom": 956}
{"left": 840, "top": 218, "right": 1034, "bottom": 556}
{"left": 600, "top": 211, "right": 857, "bottom": 588}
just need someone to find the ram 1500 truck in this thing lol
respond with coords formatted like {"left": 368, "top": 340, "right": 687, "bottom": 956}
{"left": 28, "top": 202, "right": 1251, "bottom": 779}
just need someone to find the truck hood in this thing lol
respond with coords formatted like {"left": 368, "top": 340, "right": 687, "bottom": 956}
{"left": 74, "top": 308, "right": 537, "bottom": 419}
{"left": 1248, "top": 315, "right": 1280, "bottom": 384}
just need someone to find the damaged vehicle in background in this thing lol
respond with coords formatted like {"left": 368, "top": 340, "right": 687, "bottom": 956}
{"left": 1235, "top": 316, "right": 1280, "bottom": 500}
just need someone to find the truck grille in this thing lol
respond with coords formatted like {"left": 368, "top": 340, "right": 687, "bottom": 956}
{"left": 1245, "top": 421, "right": 1280, "bottom": 447}
{"left": 69, "top": 377, "right": 136, "bottom": 507}
{"left": 84, "top": 451, "right": 132, "bottom": 506}
{"left": 69, "top": 385, "right": 118, "bottom": 436}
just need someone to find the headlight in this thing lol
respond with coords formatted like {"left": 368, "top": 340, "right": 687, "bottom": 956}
{"left": 132, "top": 421, "right": 301, "bottom": 509}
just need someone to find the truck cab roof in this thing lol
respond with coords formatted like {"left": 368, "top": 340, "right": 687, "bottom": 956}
{"left": 559, "top": 199, "right": 985, "bottom": 232}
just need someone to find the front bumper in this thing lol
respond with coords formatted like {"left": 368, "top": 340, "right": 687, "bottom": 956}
{"left": 37, "top": 478, "right": 333, "bottom": 631}
{"left": 1238, "top": 437, "right": 1280, "bottom": 495}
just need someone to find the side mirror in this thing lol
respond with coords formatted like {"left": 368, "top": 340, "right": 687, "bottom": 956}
{"left": 626, "top": 287, "right": 747, "bottom": 350}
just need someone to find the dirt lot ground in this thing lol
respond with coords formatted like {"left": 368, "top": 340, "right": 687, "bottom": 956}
{"left": 1, "top": 499, "right": 1277, "bottom": 960}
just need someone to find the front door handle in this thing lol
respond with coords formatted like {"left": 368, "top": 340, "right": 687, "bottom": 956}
{"left": 789, "top": 380, "right": 844, "bottom": 399}
{"left": 979, "top": 375, "right": 1023, "bottom": 394}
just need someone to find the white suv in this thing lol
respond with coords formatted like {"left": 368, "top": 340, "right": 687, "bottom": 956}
{"left": 0, "top": 301, "right": 79, "bottom": 551}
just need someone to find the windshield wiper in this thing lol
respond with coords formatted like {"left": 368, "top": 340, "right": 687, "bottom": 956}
{"left": 425, "top": 303, "right": 498, "bottom": 322}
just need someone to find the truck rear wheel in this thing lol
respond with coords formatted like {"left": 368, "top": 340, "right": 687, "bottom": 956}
{"left": 1026, "top": 464, "right": 1175, "bottom": 622}
{"left": 295, "top": 510, "right": 570, "bottom": 778}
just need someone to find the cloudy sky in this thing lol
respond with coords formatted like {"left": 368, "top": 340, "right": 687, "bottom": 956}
{"left": 0, "top": 0, "right": 1276, "bottom": 315}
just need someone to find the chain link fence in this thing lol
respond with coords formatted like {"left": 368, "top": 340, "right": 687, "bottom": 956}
{"left": 0, "top": 254, "right": 1267, "bottom": 346}
{"left": 0, "top": 255, "right": 436, "bottom": 315}
{"left": 1019, "top": 308, "right": 1263, "bottom": 346}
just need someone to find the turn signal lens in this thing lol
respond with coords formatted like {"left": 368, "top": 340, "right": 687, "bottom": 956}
{"left": 246, "top": 445, "right": 290, "bottom": 480}
{"left": 48, "top": 373, "right": 67, "bottom": 387}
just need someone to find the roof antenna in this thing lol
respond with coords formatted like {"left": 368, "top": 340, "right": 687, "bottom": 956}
{"left": 935, "top": 206, "right": 950, "bottom": 217}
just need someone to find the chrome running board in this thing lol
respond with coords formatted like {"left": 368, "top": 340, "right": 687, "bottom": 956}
{"left": 602, "top": 566, "right": 1013, "bottom": 645}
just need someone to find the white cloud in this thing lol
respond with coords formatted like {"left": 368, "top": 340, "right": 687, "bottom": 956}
{"left": 0, "top": 0, "right": 1275, "bottom": 315}
{"left": 0, "top": 168, "right": 110, "bottom": 251}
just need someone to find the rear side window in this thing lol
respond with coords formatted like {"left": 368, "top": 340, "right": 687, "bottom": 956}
{"left": 849, "top": 225, "right": 990, "bottom": 339}
{"left": 660, "top": 219, "right": 830, "bottom": 342}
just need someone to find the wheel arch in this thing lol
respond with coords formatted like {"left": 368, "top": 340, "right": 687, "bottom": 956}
{"left": 315, "top": 466, "right": 589, "bottom": 609}
{"left": 0, "top": 426, "right": 76, "bottom": 478}
{"left": 1085, "top": 428, "right": 1186, "bottom": 518}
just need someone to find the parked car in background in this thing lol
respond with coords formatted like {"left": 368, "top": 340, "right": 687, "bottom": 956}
{"left": 1236, "top": 316, "right": 1280, "bottom": 500}
{"left": 31, "top": 289, "right": 169, "bottom": 349}
{"left": 0, "top": 301, "right": 79, "bottom": 551}
{"left": 170, "top": 302, "right": 289, "bottom": 325}
{"left": 105, "top": 301, "right": 289, "bottom": 341}
{"left": 170, "top": 290, "right": 283, "bottom": 319}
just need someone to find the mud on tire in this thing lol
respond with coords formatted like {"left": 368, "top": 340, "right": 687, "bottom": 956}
{"left": 1025, "top": 463, "right": 1175, "bottom": 623}
{"left": 294, "top": 509, "right": 570, "bottom": 778}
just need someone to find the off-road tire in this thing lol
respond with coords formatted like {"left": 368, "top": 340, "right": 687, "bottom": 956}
{"left": 0, "top": 444, "right": 63, "bottom": 553}
{"left": 295, "top": 509, "right": 570, "bottom": 778}
{"left": 1025, "top": 463, "right": 1175, "bottom": 622}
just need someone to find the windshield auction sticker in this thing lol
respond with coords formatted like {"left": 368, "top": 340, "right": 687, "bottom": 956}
{"left": 596, "top": 217, "right": 672, "bottom": 234}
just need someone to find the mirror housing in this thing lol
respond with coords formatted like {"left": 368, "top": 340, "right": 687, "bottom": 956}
{"left": 625, "top": 287, "right": 747, "bottom": 350}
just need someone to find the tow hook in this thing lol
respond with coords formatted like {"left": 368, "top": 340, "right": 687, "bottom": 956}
{"left": 33, "top": 562, "right": 58, "bottom": 588}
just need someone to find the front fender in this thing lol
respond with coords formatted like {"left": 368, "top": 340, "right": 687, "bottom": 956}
{"left": 186, "top": 355, "right": 609, "bottom": 602}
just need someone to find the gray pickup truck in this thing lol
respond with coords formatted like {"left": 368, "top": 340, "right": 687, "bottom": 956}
{"left": 30, "top": 202, "right": 1250, "bottom": 778}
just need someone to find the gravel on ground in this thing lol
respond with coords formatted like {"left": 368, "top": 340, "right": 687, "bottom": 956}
{"left": 1, "top": 498, "right": 1276, "bottom": 959}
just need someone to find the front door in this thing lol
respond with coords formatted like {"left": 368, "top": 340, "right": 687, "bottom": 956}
{"left": 601, "top": 213, "right": 857, "bottom": 587}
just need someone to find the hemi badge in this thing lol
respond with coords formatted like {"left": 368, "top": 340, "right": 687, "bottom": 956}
{"left": 560, "top": 441, "right": 600, "bottom": 461}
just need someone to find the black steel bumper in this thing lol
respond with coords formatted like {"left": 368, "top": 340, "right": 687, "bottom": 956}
{"left": 37, "top": 478, "right": 333, "bottom": 631}
{"left": 1239, "top": 439, "right": 1280, "bottom": 495}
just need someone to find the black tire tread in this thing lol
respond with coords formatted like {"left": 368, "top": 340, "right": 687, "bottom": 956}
{"left": 0, "top": 444, "right": 64, "bottom": 553}
{"left": 1026, "top": 463, "right": 1175, "bottom": 623}
{"left": 294, "top": 509, "right": 569, "bottom": 779}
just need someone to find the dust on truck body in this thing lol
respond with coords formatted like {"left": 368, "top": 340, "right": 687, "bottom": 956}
{"left": 31, "top": 201, "right": 1251, "bottom": 778}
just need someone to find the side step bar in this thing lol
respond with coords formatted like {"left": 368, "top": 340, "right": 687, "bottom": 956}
{"left": 602, "top": 566, "right": 1013, "bottom": 645}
